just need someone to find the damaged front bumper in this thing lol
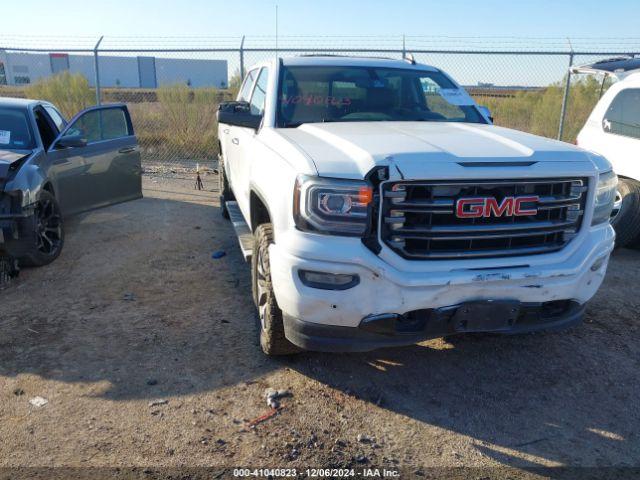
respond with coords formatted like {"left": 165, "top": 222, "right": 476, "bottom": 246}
{"left": 284, "top": 300, "right": 585, "bottom": 352}
{"left": 270, "top": 223, "right": 615, "bottom": 352}
{"left": 0, "top": 190, "right": 34, "bottom": 257}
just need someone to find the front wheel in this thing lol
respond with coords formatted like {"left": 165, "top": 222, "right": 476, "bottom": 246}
{"left": 251, "top": 224, "right": 300, "bottom": 356}
{"left": 19, "top": 190, "right": 65, "bottom": 267}
{"left": 610, "top": 178, "right": 640, "bottom": 248}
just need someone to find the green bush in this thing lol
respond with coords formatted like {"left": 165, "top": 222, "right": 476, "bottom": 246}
{"left": 477, "top": 90, "right": 542, "bottom": 134}
{"left": 25, "top": 71, "right": 94, "bottom": 119}
{"left": 128, "top": 84, "right": 219, "bottom": 162}
{"left": 227, "top": 70, "right": 243, "bottom": 99}
{"left": 473, "top": 76, "right": 611, "bottom": 143}
{"left": 560, "top": 76, "right": 612, "bottom": 142}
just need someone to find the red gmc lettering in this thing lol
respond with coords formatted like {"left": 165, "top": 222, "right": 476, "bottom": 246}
{"left": 513, "top": 196, "right": 539, "bottom": 216}
{"left": 456, "top": 196, "right": 539, "bottom": 218}
{"left": 485, "top": 197, "right": 514, "bottom": 217}
{"left": 456, "top": 197, "right": 486, "bottom": 218}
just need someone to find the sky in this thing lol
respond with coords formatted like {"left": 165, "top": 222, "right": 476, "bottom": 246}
{"left": 2, "top": 0, "right": 640, "bottom": 87}
{"left": 4, "top": 0, "right": 640, "bottom": 41}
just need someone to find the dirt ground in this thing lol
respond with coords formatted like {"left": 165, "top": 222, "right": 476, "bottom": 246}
{"left": 1, "top": 174, "right": 639, "bottom": 479}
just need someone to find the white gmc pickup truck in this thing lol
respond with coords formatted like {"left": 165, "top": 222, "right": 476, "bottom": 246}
{"left": 217, "top": 56, "right": 616, "bottom": 355}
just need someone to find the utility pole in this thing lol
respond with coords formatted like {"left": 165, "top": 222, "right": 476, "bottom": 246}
{"left": 93, "top": 36, "right": 104, "bottom": 105}
{"left": 557, "top": 38, "right": 574, "bottom": 141}
{"left": 239, "top": 35, "right": 245, "bottom": 78}
{"left": 402, "top": 34, "right": 406, "bottom": 60}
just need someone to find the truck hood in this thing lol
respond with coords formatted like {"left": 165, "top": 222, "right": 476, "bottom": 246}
{"left": 0, "top": 148, "right": 33, "bottom": 181}
{"left": 277, "top": 122, "right": 598, "bottom": 179}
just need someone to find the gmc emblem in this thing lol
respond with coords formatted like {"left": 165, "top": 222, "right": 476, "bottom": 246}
{"left": 456, "top": 196, "right": 539, "bottom": 218}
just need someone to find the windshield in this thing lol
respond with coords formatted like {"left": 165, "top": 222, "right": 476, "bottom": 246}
{"left": 0, "top": 107, "right": 35, "bottom": 150}
{"left": 277, "top": 66, "right": 486, "bottom": 128}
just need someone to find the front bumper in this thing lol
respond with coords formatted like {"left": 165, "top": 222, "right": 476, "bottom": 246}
{"left": 0, "top": 217, "right": 18, "bottom": 253}
{"left": 0, "top": 211, "right": 34, "bottom": 257}
{"left": 284, "top": 300, "right": 585, "bottom": 352}
{"left": 269, "top": 223, "right": 614, "bottom": 351}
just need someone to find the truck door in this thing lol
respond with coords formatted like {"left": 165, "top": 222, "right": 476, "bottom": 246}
{"left": 223, "top": 69, "right": 258, "bottom": 196}
{"left": 232, "top": 66, "right": 268, "bottom": 219}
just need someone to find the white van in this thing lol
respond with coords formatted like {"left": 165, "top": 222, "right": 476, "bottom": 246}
{"left": 575, "top": 57, "right": 640, "bottom": 247}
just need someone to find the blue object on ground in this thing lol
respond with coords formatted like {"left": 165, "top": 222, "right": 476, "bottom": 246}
{"left": 212, "top": 250, "right": 226, "bottom": 259}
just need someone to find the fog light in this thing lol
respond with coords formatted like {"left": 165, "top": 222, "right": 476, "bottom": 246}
{"left": 298, "top": 270, "right": 360, "bottom": 290}
{"left": 590, "top": 255, "right": 608, "bottom": 272}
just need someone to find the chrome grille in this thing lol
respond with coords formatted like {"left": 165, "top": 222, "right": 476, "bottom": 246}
{"left": 380, "top": 178, "right": 588, "bottom": 260}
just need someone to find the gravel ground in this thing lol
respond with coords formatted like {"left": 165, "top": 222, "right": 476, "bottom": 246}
{"left": 0, "top": 174, "right": 639, "bottom": 479}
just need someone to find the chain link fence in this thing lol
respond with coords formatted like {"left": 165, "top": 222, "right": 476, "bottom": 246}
{"left": 1, "top": 35, "right": 639, "bottom": 174}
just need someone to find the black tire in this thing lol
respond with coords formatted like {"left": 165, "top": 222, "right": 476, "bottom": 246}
{"left": 19, "top": 190, "right": 65, "bottom": 267}
{"left": 251, "top": 223, "right": 300, "bottom": 356}
{"left": 218, "top": 154, "right": 233, "bottom": 220}
{"left": 610, "top": 178, "right": 640, "bottom": 248}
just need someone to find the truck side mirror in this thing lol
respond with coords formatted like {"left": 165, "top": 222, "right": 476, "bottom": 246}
{"left": 217, "top": 101, "right": 262, "bottom": 130}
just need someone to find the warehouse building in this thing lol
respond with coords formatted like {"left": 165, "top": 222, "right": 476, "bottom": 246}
{"left": 0, "top": 50, "right": 228, "bottom": 88}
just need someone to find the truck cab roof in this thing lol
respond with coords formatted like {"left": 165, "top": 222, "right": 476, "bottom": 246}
{"left": 251, "top": 55, "right": 440, "bottom": 72}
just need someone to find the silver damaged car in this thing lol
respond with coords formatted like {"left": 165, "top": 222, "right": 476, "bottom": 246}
{"left": 0, "top": 98, "right": 142, "bottom": 267}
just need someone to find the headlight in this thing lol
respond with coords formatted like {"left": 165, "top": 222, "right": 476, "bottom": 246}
{"left": 293, "top": 175, "right": 373, "bottom": 236}
{"left": 592, "top": 170, "right": 618, "bottom": 226}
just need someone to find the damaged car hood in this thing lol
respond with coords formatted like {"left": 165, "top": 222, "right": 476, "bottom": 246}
{"left": 277, "top": 122, "right": 597, "bottom": 179}
{"left": 0, "top": 148, "right": 33, "bottom": 180}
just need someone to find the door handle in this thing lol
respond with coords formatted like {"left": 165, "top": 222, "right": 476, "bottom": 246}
{"left": 118, "top": 147, "right": 136, "bottom": 154}
{"left": 231, "top": 138, "right": 240, "bottom": 145}
{"left": 223, "top": 129, "right": 230, "bottom": 134}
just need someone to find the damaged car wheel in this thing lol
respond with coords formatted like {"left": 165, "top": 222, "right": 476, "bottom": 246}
{"left": 19, "top": 190, "right": 65, "bottom": 267}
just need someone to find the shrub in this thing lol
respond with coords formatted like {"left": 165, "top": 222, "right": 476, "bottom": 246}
{"left": 25, "top": 72, "right": 94, "bottom": 119}
{"left": 227, "top": 70, "right": 243, "bottom": 99}
{"left": 473, "top": 76, "right": 612, "bottom": 143}
{"left": 130, "top": 84, "right": 219, "bottom": 161}
{"left": 561, "top": 75, "right": 611, "bottom": 142}
{"left": 476, "top": 90, "right": 542, "bottom": 133}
